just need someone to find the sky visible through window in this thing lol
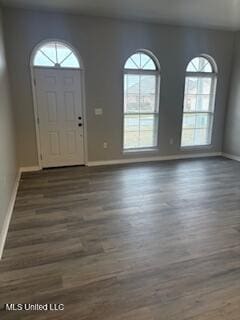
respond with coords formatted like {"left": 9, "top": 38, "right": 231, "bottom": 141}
{"left": 34, "top": 42, "right": 80, "bottom": 68}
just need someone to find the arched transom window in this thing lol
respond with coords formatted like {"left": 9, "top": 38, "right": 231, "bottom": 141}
{"left": 181, "top": 56, "right": 217, "bottom": 147}
{"left": 123, "top": 51, "right": 160, "bottom": 150}
{"left": 33, "top": 41, "right": 80, "bottom": 68}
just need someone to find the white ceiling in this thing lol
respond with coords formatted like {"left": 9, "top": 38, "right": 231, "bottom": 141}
{"left": 1, "top": 0, "right": 240, "bottom": 31}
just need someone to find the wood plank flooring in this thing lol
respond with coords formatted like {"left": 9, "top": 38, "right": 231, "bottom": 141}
{"left": 1, "top": 157, "right": 240, "bottom": 319}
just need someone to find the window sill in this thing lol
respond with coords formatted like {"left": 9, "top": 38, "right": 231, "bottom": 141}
{"left": 123, "top": 148, "right": 159, "bottom": 154}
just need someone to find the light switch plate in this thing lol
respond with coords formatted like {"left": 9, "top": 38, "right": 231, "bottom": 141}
{"left": 94, "top": 108, "right": 103, "bottom": 115}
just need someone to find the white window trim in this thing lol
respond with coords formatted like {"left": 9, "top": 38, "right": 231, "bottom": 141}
{"left": 122, "top": 49, "right": 161, "bottom": 154}
{"left": 123, "top": 53, "right": 161, "bottom": 152}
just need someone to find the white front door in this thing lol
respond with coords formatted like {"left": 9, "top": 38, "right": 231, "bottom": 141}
{"left": 34, "top": 68, "right": 85, "bottom": 168}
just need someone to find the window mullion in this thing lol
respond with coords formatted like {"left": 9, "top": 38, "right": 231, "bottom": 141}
{"left": 124, "top": 70, "right": 158, "bottom": 75}
{"left": 39, "top": 49, "right": 56, "bottom": 65}
{"left": 59, "top": 51, "right": 73, "bottom": 66}
{"left": 186, "top": 72, "right": 216, "bottom": 78}
{"left": 55, "top": 42, "right": 58, "bottom": 64}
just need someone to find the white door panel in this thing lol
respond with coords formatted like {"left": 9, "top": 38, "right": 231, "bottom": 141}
{"left": 34, "top": 68, "right": 84, "bottom": 168}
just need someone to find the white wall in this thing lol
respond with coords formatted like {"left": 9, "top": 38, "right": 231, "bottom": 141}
{"left": 0, "top": 8, "right": 19, "bottom": 254}
{"left": 2, "top": 8, "right": 235, "bottom": 166}
{"left": 223, "top": 34, "right": 240, "bottom": 157}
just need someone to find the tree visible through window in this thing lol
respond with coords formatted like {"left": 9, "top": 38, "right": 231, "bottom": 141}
{"left": 181, "top": 56, "right": 217, "bottom": 147}
{"left": 33, "top": 41, "right": 80, "bottom": 68}
{"left": 123, "top": 51, "right": 160, "bottom": 150}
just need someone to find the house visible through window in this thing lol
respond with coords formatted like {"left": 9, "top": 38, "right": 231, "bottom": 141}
{"left": 123, "top": 51, "right": 160, "bottom": 150}
{"left": 181, "top": 56, "right": 217, "bottom": 147}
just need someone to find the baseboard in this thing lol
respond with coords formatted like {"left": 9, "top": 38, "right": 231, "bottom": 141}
{"left": 0, "top": 170, "right": 21, "bottom": 260}
{"left": 87, "top": 152, "right": 222, "bottom": 166}
{"left": 20, "top": 166, "right": 41, "bottom": 173}
{"left": 222, "top": 153, "right": 240, "bottom": 162}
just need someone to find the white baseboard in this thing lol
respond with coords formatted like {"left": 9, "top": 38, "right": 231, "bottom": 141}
{"left": 222, "top": 153, "right": 240, "bottom": 162}
{"left": 87, "top": 152, "right": 222, "bottom": 166}
{"left": 20, "top": 166, "right": 41, "bottom": 173}
{"left": 0, "top": 170, "right": 21, "bottom": 260}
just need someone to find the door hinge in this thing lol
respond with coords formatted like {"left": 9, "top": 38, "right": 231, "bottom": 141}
{"left": 37, "top": 117, "right": 40, "bottom": 125}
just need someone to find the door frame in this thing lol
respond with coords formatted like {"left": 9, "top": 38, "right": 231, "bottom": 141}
{"left": 30, "top": 39, "right": 88, "bottom": 169}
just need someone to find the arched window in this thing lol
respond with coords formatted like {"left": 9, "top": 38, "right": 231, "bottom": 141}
{"left": 33, "top": 41, "right": 80, "bottom": 68}
{"left": 181, "top": 55, "right": 217, "bottom": 147}
{"left": 123, "top": 51, "right": 160, "bottom": 150}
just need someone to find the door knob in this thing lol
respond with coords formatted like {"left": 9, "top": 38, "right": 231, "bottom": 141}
{"left": 78, "top": 116, "right": 82, "bottom": 120}
{"left": 78, "top": 123, "right": 82, "bottom": 127}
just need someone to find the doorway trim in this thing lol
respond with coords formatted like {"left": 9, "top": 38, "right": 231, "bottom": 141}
{"left": 30, "top": 39, "right": 88, "bottom": 169}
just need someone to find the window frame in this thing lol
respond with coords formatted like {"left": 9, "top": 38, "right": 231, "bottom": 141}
{"left": 123, "top": 51, "right": 161, "bottom": 152}
{"left": 180, "top": 56, "right": 217, "bottom": 149}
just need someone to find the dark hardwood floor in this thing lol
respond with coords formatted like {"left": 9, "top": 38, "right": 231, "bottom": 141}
{"left": 1, "top": 157, "right": 240, "bottom": 319}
